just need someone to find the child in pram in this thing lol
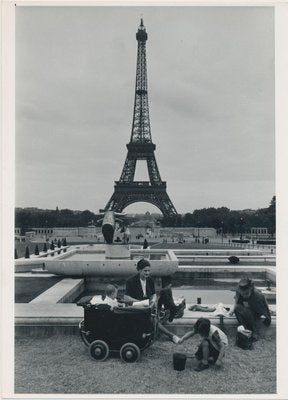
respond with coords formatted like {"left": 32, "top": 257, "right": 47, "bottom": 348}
{"left": 89, "top": 284, "right": 121, "bottom": 310}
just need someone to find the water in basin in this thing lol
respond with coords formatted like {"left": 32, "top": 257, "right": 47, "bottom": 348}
{"left": 63, "top": 252, "right": 106, "bottom": 261}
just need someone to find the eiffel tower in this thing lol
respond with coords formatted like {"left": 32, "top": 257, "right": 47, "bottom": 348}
{"left": 103, "top": 19, "right": 177, "bottom": 217}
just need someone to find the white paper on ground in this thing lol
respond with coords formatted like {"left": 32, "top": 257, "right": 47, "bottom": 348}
{"left": 132, "top": 299, "right": 149, "bottom": 307}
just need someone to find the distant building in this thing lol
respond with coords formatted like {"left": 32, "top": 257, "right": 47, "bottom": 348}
{"left": 160, "top": 227, "right": 217, "bottom": 238}
{"left": 32, "top": 228, "right": 53, "bottom": 236}
{"left": 14, "top": 227, "right": 26, "bottom": 242}
{"left": 31, "top": 226, "right": 100, "bottom": 239}
{"left": 250, "top": 227, "right": 269, "bottom": 239}
{"left": 25, "top": 231, "right": 36, "bottom": 239}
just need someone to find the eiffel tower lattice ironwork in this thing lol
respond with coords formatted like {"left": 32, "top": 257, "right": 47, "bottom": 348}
{"left": 103, "top": 19, "right": 177, "bottom": 217}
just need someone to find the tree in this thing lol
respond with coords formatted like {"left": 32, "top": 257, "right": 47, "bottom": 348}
{"left": 182, "top": 213, "right": 194, "bottom": 227}
{"left": 25, "top": 246, "right": 30, "bottom": 259}
{"left": 14, "top": 248, "right": 18, "bottom": 259}
{"left": 34, "top": 245, "right": 39, "bottom": 255}
{"left": 266, "top": 195, "right": 276, "bottom": 236}
{"left": 269, "top": 195, "right": 276, "bottom": 212}
{"left": 43, "top": 242, "right": 47, "bottom": 252}
{"left": 81, "top": 210, "right": 96, "bottom": 226}
{"left": 62, "top": 237, "right": 67, "bottom": 252}
{"left": 57, "top": 239, "right": 61, "bottom": 248}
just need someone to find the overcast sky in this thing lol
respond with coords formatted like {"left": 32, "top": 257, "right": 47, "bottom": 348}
{"left": 15, "top": 6, "right": 274, "bottom": 214}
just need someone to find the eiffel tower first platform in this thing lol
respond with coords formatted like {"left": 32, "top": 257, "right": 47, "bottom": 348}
{"left": 103, "top": 19, "right": 177, "bottom": 218}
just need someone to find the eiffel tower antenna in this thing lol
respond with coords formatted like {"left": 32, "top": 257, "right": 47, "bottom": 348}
{"left": 103, "top": 20, "right": 177, "bottom": 217}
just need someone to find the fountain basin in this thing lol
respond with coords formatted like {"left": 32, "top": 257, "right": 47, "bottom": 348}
{"left": 44, "top": 245, "right": 178, "bottom": 277}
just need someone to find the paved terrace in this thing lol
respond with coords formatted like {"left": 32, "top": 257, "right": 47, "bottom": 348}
{"left": 15, "top": 274, "right": 276, "bottom": 337}
{"left": 14, "top": 246, "right": 276, "bottom": 337}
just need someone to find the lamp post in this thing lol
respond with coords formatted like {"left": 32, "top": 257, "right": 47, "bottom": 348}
{"left": 240, "top": 217, "right": 244, "bottom": 241}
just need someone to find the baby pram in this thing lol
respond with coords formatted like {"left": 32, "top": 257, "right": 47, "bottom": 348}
{"left": 77, "top": 296, "right": 158, "bottom": 363}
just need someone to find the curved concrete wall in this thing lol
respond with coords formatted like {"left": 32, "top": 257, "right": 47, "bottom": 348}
{"left": 45, "top": 259, "right": 178, "bottom": 277}
{"left": 15, "top": 259, "right": 47, "bottom": 272}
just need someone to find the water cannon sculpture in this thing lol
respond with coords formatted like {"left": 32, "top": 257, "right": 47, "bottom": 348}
{"left": 44, "top": 207, "right": 178, "bottom": 276}
{"left": 96, "top": 210, "right": 127, "bottom": 244}
{"left": 96, "top": 210, "right": 130, "bottom": 259}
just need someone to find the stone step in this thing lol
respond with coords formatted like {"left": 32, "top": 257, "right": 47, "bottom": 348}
{"left": 31, "top": 268, "right": 50, "bottom": 274}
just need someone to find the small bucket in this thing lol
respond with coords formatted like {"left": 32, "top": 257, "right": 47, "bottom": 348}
{"left": 173, "top": 352, "right": 187, "bottom": 371}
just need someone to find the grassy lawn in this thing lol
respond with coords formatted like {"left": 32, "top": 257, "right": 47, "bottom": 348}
{"left": 15, "top": 333, "right": 276, "bottom": 394}
{"left": 15, "top": 241, "right": 48, "bottom": 258}
{"left": 15, "top": 277, "right": 62, "bottom": 303}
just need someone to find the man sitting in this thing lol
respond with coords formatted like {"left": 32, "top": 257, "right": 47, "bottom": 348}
{"left": 158, "top": 276, "right": 186, "bottom": 322}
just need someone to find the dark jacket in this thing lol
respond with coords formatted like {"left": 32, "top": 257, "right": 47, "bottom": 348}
{"left": 125, "top": 273, "right": 155, "bottom": 301}
{"left": 235, "top": 287, "right": 271, "bottom": 321}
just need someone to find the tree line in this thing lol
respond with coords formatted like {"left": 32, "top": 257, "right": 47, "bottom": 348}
{"left": 15, "top": 196, "right": 275, "bottom": 236}
{"left": 160, "top": 196, "right": 276, "bottom": 235}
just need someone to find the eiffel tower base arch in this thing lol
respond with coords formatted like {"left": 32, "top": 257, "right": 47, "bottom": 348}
{"left": 104, "top": 183, "right": 177, "bottom": 218}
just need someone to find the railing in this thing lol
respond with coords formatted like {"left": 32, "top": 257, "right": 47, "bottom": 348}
{"left": 38, "top": 246, "right": 69, "bottom": 257}
{"left": 203, "top": 240, "right": 276, "bottom": 252}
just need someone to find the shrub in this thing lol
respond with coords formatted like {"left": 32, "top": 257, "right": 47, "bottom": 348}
{"left": 14, "top": 248, "right": 18, "bottom": 259}
{"left": 25, "top": 246, "right": 30, "bottom": 259}
{"left": 232, "top": 239, "right": 250, "bottom": 243}
{"left": 34, "top": 245, "right": 39, "bottom": 255}
{"left": 57, "top": 239, "right": 61, "bottom": 248}
{"left": 257, "top": 240, "right": 276, "bottom": 245}
{"left": 228, "top": 256, "right": 240, "bottom": 264}
{"left": 143, "top": 239, "right": 149, "bottom": 249}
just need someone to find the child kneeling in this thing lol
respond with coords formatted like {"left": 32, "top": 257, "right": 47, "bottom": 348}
{"left": 179, "top": 317, "right": 228, "bottom": 371}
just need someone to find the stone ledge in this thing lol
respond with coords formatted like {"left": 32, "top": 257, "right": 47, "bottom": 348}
{"left": 30, "top": 279, "right": 84, "bottom": 304}
{"left": 15, "top": 303, "right": 276, "bottom": 337}
{"left": 178, "top": 265, "right": 276, "bottom": 271}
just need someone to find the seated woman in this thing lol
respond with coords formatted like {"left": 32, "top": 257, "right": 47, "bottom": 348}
{"left": 124, "top": 258, "right": 180, "bottom": 343}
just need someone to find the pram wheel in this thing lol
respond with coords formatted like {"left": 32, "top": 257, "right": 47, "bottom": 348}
{"left": 89, "top": 340, "right": 109, "bottom": 361}
{"left": 79, "top": 320, "right": 92, "bottom": 347}
{"left": 119, "top": 343, "right": 140, "bottom": 363}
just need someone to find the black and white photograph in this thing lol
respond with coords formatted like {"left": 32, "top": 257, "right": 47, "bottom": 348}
{"left": 1, "top": 1, "right": 288, "bottom": 398}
